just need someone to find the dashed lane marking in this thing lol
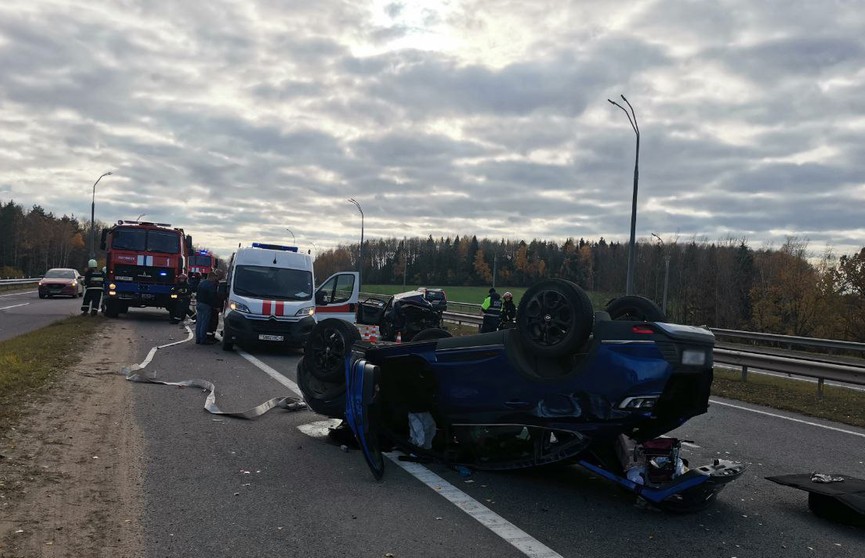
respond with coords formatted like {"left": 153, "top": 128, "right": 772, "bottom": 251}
{"left": 0, "top": 302, "right": 29, "bottom": 311}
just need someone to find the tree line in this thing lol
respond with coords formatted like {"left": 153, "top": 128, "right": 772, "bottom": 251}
{"left": 4, "top": 200, "right": 864, "bottom": 341}
{"left": 314, "top": 235, "right": 865, "bottom": 342}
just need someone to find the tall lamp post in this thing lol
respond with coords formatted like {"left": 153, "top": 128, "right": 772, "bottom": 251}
{"left": 90, "top": 172, "right": 113, "bottom": 258}
{"left": 347, "top": 198, "right": 364, "bottom": 288}
{"left": 608, "top": 95, "right": 640, "bottom": 295}
{"left": 285, "top": 228, "right": 295, "bottom": 244}
{"left": 651, "top": 233, "right": 670, "bottom": 315}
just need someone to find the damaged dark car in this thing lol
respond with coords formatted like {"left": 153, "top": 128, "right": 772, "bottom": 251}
{"left": 298, "top": 278, "right": 743, "bottom": 512}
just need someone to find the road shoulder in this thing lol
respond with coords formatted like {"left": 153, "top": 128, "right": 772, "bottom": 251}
{"left": 0, "top": 323, "right": 144, "bottom": 557}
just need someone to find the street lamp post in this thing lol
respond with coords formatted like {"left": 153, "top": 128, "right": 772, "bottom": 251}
{"left": 285, "top": 228, "right": 295, "bottom": 244}
{"left": 651, "top": 233, "right": 670, "bottom": 315}
{"left": 136, "top": 213, "right": 146, "bottom": 222}
{"left": 608, "top": 95, "right": 640, "bottom": 295}
{"left": 90, "top": 172, "right": 113, "bottom": 258}
{"left": 347, "top": 198, "right": 364, "bottom": 288}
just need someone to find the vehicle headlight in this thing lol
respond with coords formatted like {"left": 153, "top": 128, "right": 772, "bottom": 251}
{"left": 170, "top": 294, "right": 178, "bottom": 299}
{"left": 229, "top": 300, "right": 251, "bottom": 313}
{"left": 618, "top": 395, "right": 660, "bottom": 410}
{"left": 109, "top": 283, "right": 116, "bottom": 289}
{"left": 38, "top": 281, "right": 44, "bottom": 286}
{"left": 682, "top": 349, "right": 706, "bottom": 366}
{"left": 295, "top": 306, "right": 314, "bottom": 317}
{"left": 70, "top": 281, "right": 77, "bottom": 287}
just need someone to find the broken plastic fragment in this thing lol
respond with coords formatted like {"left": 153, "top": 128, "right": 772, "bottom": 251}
{"left": 810, "top": 473, "right": 844, "bottom": 483}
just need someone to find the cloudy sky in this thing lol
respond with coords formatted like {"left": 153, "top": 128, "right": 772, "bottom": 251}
{"left": 1, "top": 0, "right": 863, "bottom": 259}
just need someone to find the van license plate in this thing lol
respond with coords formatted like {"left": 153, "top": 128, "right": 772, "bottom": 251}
{"left": 258, "top": 334, "right": 284, "bottom": 342}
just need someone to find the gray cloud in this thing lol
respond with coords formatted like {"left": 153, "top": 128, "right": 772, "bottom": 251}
{"left": 1, "top": 0, "right": 864, "bottom": 260}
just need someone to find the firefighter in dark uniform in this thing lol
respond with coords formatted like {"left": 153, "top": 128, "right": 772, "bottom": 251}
{"left": 170, "top": 273, "right": 193, "bottom": 324}
{"left": 81, "top": 259, "right": 104, "bottom": 316}
{"left": 498, "top": 291, "right": 516, "bottom": 330}
{"left": 480, "top": 287, "right": 502, "bottom": 333}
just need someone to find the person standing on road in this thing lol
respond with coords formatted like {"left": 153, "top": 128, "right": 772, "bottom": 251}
{"left": 206, "top": 269, "right": 225, "bottom": 341}
{"left": 498, "top": 291, "right": 516, "bottom": 330}
{"left": 170, "top": 273, "right": 193, "bottom": 324}
{"left": 81, "top": 259, "right": 104, "bottom": 316}
{"left": 480, "top": 287, "right": 502, "bottom": 333}
{"left": 195, "top": 272, "right": 217, "bottom": 344}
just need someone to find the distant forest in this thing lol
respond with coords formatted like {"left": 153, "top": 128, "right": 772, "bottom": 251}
{"left": 4, "top": 200, "right": 865, "bottom": 341}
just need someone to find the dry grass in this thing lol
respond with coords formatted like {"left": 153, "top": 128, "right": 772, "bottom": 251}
{"left": 712, "top": 367, "right": 865, "bottom": 428}
{"left": 0, "top": 316, "right": 103, "bottom": 436}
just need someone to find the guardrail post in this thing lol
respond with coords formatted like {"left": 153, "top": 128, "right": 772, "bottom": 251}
{"left": 817, "top": 378, "right": 824, "bottom": 399}
{"left": 740, "top": 365, "right": 748, "bottom": 382}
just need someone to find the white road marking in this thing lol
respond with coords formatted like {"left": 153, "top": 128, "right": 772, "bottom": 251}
{"left": 0, "top": 302, "right": 29, "bottom": 311}
{"left": 236, "top": 348, "right": 302, "bottom": 397}
{"left": 710, "top": 399, "right": 865, "bottom": 438}
{"left": 0, "top": 290, "right": 36, "bottom": 298}
{"left": 680, "top": 441, "right": 701, "bottom": 449}
{"left": 389, "top": 456, "right": 565, "bottom": 558}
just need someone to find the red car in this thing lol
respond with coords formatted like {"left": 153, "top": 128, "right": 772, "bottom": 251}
{"left": 38, "top": 268, "right": 84, "bottom": 298}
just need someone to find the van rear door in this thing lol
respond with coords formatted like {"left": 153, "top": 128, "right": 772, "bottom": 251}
{"left": 314, "top": 272, "right": 359, "bottom": 322}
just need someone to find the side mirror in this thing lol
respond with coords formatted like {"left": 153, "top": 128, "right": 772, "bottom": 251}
{"left": 315, "top": 290, "right": 326, "bottom": 305}
{"left": 186, "top": 235, "right": 193, "bottom": 253}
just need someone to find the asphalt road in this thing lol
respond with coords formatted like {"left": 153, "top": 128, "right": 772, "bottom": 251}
{"left": 0, "top": 288, "right": 83, "bottom": 341}
{"left": 113, "top": 311, "right": 865, "bottom": 558}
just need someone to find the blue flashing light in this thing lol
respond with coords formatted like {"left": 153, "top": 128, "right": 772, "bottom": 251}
{"left": 159, "top": 271, "right": 168, "bottom": 276}
{"left": 251, "top": 242, "right": 298, "bottom": 252}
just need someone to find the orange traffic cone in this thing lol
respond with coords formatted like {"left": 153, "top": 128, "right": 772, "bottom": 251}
{"left": 396, "top": 331, "right": 402, "bottom": 344}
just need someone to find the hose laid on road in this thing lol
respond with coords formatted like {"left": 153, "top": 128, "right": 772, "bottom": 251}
{"left": 119, "top": 324, "right": 306, "bottom": 419}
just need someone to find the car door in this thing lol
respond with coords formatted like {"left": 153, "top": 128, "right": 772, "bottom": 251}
{"left": 344, "top": 357, "right": 385, "bottom": 480}
{"left": 314, "top": 271, "right": 359, "bottom": 322}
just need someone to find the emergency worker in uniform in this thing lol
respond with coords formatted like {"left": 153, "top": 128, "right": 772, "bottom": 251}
{"left": 81, "top": 259, "right": 104, "bottom": 316}
{"left": 195, "top": 272, "right": 217, "bottom": 344}
{"left": 170, "top": 273, "right": 193, "bottom": 324}
{"left": 206, "top": 269, "right": 225, "bottom": 341}
{"left": 498, "top": 291, "right": 516, "bottom": 330}
{"left": 480, "top": 287, "right": 502, "bottom": 333}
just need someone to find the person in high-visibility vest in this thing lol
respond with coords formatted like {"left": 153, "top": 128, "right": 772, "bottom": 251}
{"left": 480, "top": 287, "right": 502, "bottom": 333}
{"left": 81, "top": 259, "right": 104, "bottom": 316}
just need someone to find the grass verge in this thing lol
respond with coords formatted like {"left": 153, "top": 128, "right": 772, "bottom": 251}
{"left": 0, "top": 315, "right": 104, "bottom": 437}
{"left": 712, "top": 367, "right": 865, "bottom": 429}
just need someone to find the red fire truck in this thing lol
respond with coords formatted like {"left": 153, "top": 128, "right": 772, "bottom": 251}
{"left": 99, "top": 220, "right": 193, "bottom": 318}
{"left": 187, "top": 249, "right": 220, "bottom": 279}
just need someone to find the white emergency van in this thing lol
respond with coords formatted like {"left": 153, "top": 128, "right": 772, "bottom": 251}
{"left": 219, "top": 242, "right": 359, "bottom": 351}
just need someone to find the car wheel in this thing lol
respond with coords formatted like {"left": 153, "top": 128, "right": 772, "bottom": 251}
{"left": 296, "top": 356, "right": 346, "bottom": 418}
{"left": 411, "top": 328, "right": 452, "bottom": 342}
{"left": 38, "top": 292, "right": 46, "bottom": 299}
{"left": 104, "top": 300, "right": 120, "bottom": 318}
{"left": 605, "top": 295, "right": 666, "bottom": 322}
{"left": 304, "top": 318, "right": 361, "bottom": 383}
{"left": 221, "top": 330, "right": 234, "bottom": 351}
{"left": 516, "top": 279, "right": 594, "bottom": 358}
{"left": 378, "top": 316, "right": 395, "bottom": 341}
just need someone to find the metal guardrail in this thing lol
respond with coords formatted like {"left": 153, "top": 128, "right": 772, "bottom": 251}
{"left": 438, "top": 311, "right": 864, "bottom": 395}
{"left": 362, "top": 292, "right": 865, "bottom": 394}
{"left": 0, "top": 278, "right": 40, "bottom": 285}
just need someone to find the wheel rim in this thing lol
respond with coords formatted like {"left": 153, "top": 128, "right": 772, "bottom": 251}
{"left": 308, "top": 325, "right": 347, "bottom": 377}
{"left": 522, "top": 289, "right": 573, "bottom": 347}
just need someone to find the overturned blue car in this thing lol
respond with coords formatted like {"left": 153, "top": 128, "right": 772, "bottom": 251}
{"left": 298, "top": 278, "right": 743, "bottom": 512}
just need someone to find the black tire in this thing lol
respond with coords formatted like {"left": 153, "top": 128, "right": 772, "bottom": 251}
{"left": 411, "top": 328, "right": 452, "bottom": 342}
{"left": 297, "top": 356, "right": 346, "bottom": 418}
{"left": 516, "top": 279, "right": 594, "bottom": 358}
{"left": 78, "top": 291, "right": 84, "bottom": 298}
{"left": 221, "top": 329, "right": 234, "bottom": 351}
{"left": 38, "top": 293, "right": 46, "bottom": 299}
{"left": 304, "top": 318, "right": 361, "bottom": 383}
{"left": 104, "top": 300, "right": 120, "bottom": 318}
{"left": 605, "top": 296, "right": 666, "bottom": 322}
{"left": 378, "top": 316, "right": 395, "bottom": 341}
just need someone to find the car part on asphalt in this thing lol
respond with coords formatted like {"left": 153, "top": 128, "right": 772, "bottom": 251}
{"left": 767, "top": 473, "right": 865, "bottom": 527}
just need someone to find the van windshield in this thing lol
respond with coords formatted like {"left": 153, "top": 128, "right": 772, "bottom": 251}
{"left": 233, "top": 265, "right": 313, "bottom": 301}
